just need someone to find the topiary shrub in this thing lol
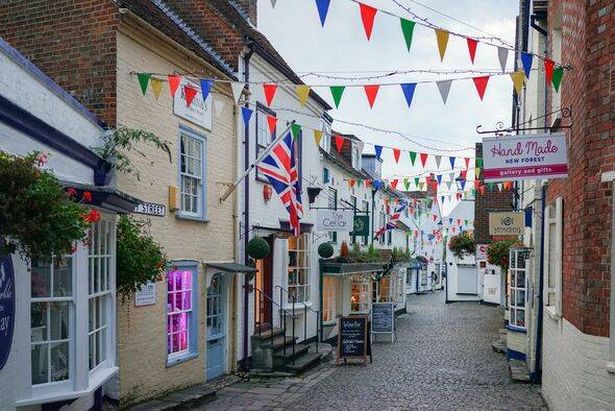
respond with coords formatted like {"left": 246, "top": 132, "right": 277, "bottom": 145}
{"left": 247, "top": 236, "right": 270, "bottom": 260}
{"left": 318, "top": 242, "right": 334, "bottom": 259}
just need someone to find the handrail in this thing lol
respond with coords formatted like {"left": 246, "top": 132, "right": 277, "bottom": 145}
{"left": 254, "top": 286, "right": 293, "bottom": 360}
{"left": 274, "top": 285, "right": 319, "bottom": 315}
{"left": 274, "top": 285, "right": 320, "bottom": 355}
{"left": 255, "top": 286, "right": 292, "bottom": 315}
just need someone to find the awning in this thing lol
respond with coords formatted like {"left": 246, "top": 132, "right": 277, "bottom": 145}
{"left": 205, "top": 262, "right": 257, "bottom": 273}
{"left": 60, "top": 182, "right": 142, "bottom": 214}
{"left": 321, "top": 261, "right": 385, "bottom": 276}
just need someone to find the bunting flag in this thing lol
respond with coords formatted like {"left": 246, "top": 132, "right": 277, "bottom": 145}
{"left": 296, "top": 85, "right": 311, "bottom": 106}
{"left": 464, "top": 157, "right": 470, "bottom": 169}
{"left": 497, "top": 47, "right": 509, "bottom": 72}
{"left": 441, "top": 196, "right": 445, "bottom": 204}
{"left": 231, "top": 82, "right": 245, "bottom": 104}
{"left": 364, "top": 179, "right": 371, "bottom": 188}
{"left": 200, "top": 79, "right": 213, "bottom": 101}
{"left": 151, "top": 78, "right": 163, "bottom": 100}
{"left": 348, "top": 179, "right": 356, "bottom": 188}
{"left": 449, "top": 156, "right": 456, "bottom": 170}
{"left": 497, "top": 183, "right": 503, "bottom": 192}
{"left": 510, "top": 71, "right": 525, "bottom": 94}
{"left": 404, "top": 178, "right": 410, "bottom": 191}
{"left": 335, "top": 135, "right": 345, "bottom": 152}
{"left": 138, "top": 73, "right": 151, "bottom": 95}
{"left": 315, "top": 0, "right": 331, "bottom": 27}
{"left": 390, "top": 179, "right": 399, "bottom": 190}
{"left": 330, "top": 86, "right": 345, "bottom": 108}
{"left": 436, "top": 80, "right": 452, "bottom": 104}
{"left": 364, "top": 84, "right": 380, "bottom": 108}
{"left": 313, "top": 129, "right": 323, "bottom": 146}
{"left": 400, "top": 18, "right": 415, "bottom": 52}
{"left": 375, "top": 145, "right": 383, "bottom": 160}
{"left": 552, "top": 67, "right": 564, "bottom": 92}
{"left": 449, "top": 172, "right": 456, "bottom": 182}
{"left": 291, "top": 123, "right": 302, "bottom": 140}
{"left": 270, "top": 0, "right": 277, "bottom": 7}
{"left": 409, "top": 151, "right": 417, "bottom": 166}
{"left": 434, "top": 155, "right": 442, "bottom": 169}
{"left": 184, "top": 86, "right": 198, "bottom": 106}
{"left": 418, "top": 182, "right": 425, "bottom": 190}
{"left": 241, "top": 106, "right": 253, "bottom": 127}
{"left": 467, "top": 38, "right": 478, "bottom": 64}
{"left": 521, "top": 52, "right": 533, "bottom": 79}
{"left": 460, "top": 169, "right": 468, "bottom": 179}
{"left": 446, "top": 181, "right": 452, "bottom": 191}
{"left": 436, "top": 174, "right": 442, "bottom": 185}
{"left": 544, "top": 59, "right": 555, "bottom": 84}
{"left": 400, "top": 83, "right": 417, "bottom": 108}
{"left": 359, "top": 2, "right": 378, "bottom": 40}
{"left": 420, "top": 152, "right": 428, "bottom": 167}
{"left": 168, "top": 74, "right": 181, "bottom": 97}
{"left": 263, "top": 83, "right": 278, "bottom": 106}
{"left": 472, "top": 76, "right": 490, "bottom": 101}
{"left": 475, "top": 167, "right": 481, "bottom": 179}
{"left": 214, "top": 97, "right": 226, "bottom": 118}
{"left": 267, "top": 115, "right": 278, "bottom": 135}
{"left": 414, "top": 177, "right": 420, "bottom": 186}
{"left": 392, "top": 148, "right": 401, "bottom": 163}
{"left": 435, "top": 29, "right": 449, "bottom": 61}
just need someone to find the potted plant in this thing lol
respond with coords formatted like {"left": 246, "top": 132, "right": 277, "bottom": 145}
{"left": 487, "top": 239, "right": 519, "bottom": 272}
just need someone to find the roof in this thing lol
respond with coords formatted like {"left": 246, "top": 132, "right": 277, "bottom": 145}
{"left": 117, "top": 0, "right": 237, "bottom": 80}
{"left": 206, "top": 262, "right": 257, "bottom": 273}
{"left": 207, "top": 0, "right": 331, "bottom": 110}
{"left": 320, "top": 147, "right": 370, "bottom": 180}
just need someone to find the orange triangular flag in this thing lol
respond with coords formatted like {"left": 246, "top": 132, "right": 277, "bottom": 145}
{"left": 263, "top": 83, "right": 277, "bottom": 106}
{"left": 359, "top": 3, "right": 378, "bottom": 40}
{"left": 364, "top": 84, "right": 380, "bottom": 108}
{"left": 266, "top": 115, "right": 278, "bottom": 135}
{"left": 168, "top": 74, "right": 181, "bottom": 97}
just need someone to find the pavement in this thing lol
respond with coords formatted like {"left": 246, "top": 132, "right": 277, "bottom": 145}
{"left": 197, "top": 291, "right": 546, "bottom": 410}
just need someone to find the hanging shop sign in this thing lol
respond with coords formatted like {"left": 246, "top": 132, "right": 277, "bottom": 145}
{"left": 134, "top": 281, "right": 156, "bottom": 307}
{"left": 134, "top": 202, "right": 166, "bottom": 217}
{"left": 316, "top": 209, "right": 354, "bottom": 232}
{"left": 371, "top": 302, "right": 395, "bottom": 337}
{"left": 489, "top": 212, "right": 524, "bottom": 236}
{"left": 351, "top": 215, "right": 370, "bottom": 237}
{"left": 482, "top": 132, "right": 568, "bottom": 182}
{"left": 337, "top": 315, "right": 369, "bottom": 365}
{"left": 173, "top": 77, "right": 213, "bottom": 130}
{"left": 0, "top": 244, "right": 15, "bottom": 371}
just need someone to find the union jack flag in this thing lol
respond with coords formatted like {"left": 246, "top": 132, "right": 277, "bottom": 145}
{"left": 375, "top": 201, "right": 408, "bottom": 239}
{"left": 256, "top": 131, "right": 303, "bottom": 236}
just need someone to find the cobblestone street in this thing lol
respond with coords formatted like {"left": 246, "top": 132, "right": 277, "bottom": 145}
{"left": 201, "top": 291, "right": 546, "bottom": 410}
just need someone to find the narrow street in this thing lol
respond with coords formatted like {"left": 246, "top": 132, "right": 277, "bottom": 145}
{"left": 201, "top": 292, "right": 546, "bottom": 410}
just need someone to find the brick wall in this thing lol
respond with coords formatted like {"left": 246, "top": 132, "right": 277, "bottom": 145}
{"left": 545, "top": 0, "right": 614, "bottom": 337}
{"left": 473, "top": 143, "right": 514, "bottom": 244}
{"left": 0, "top": 0, "right": 119, "bottom": 126}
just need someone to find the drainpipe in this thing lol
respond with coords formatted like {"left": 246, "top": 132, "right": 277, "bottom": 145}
{"left": 242, "top": 41, "right": 255, "bottom": 372}
{"left": 533, "top": 184, "right": 546, "bottom": 383}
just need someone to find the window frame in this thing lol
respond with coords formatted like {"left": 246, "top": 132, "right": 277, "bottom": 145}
{"left": 255, "top": 103, "right": 276, "bottom": 182}
{"left": 543, "top": 197, "right": 563, "bottom": 319}
{"left": 322, "top": 277, "right": 339, "bottom": 324}
{"left": 351, "top": 278, "right": 370, "bottom": 314}
{"left": 177, "top": 125, "right": 207, "bottom": 221}
{"left": 287, "top": 234, "right": 311, "bottom": 305}
{"left": 508, "top": 249, "right": 528, "bottom": 331}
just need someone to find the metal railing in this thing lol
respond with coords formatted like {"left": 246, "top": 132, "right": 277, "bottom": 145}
{"left": 275, "top": 285, "right": 321, "bottom": 355}
{"left": 254, "top": 287, "right": 295, "bottom": 362}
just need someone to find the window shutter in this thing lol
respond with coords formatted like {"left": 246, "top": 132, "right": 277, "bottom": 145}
{"left": 554, "top": 197, "right": 563, "bottom": 316}
{"left": 543, "top": 202, "right": 553, "bottom": 308}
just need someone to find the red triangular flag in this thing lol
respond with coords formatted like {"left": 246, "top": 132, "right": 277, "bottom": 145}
{"left": 263, "top": 83, "right": 278, "bottom": 106}
{"left": 364, "top": 84, "right": 380, "bottom": 108}
{"left": 390, "top": 179, "right": 398, "bottom": 190}
{"left": 464, "top": 157, "right": 470, "bottom": 169}
{"left": 544, "top": 59, "right": 555, "bottom": 84}
{"left": 266, "top": 115, "right": 278, "bottom": 135}
{"left": 472, "top": 76, "right": 490, "bottom": 101}
{"left": 335, "top": 135, "right": 345, "bottom": 152}
{"left": 359, "top": 3, "right": 378, "bottom": 40}
{"left": 364, "top": 179, "right": 371, "bottom": 188}
{"left": 393, "top": 148, "right": 401, "bottom": 163}
{"left": 184, "top": 86, "right": 198, "bottom": 107}
{"left": 349, "top": 179, "right": 356, "bottom": 188}
{"left": 168, "top": 74, "right": 181, "bottom": 97}
{"left": 433, "top": 214, "right": 438, "bottom": 222}
{"left": 420, "top": 153, "right": 428, "bottom": 167}
{"left": 460, "top": 169, "right": 468, "bottom": 180}
{"left": 467, "top": 38, "right": 478, "bottom": 64}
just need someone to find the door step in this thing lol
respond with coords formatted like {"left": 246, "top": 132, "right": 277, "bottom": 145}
{"left": 283, "top": 352, "right": 322, "bottom": 373}
{"left": 273, "top": 344, "right": 309, "bottom": 361}
{"left": 253, "top": 327, "right": 285, "bottom": 341}
{"left": 261, "top": 335, "right": 297, "bottom": 350}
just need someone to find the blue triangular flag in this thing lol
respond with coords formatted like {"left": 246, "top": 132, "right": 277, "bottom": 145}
{"left": 315, "top": 0, "right": 331, "bottom": 27}
{"left": 375, "top": 145, "right": 383, "bottom": 160}
{"left": 436, "top": 175, "right": 442, "bottom": 185}
{"left": 449, "top": 157, "right": 456, "bottom": 170}
{"left": 400, "top": 83, "right": 417, "bottom": 108}
{"left": 460, "top": 179, "right": 466, "bottom": 190}
{"left": 441, "top": 196, "right": 445, "bottom": 204}
{"left": 241, "top": 106, "right": 253, "bottom": 127}
{"left": 521, "top": 52, "right": 533, "bottom": 79}
{"left": 200, "top": 79, "right": 213, "bottom": 101}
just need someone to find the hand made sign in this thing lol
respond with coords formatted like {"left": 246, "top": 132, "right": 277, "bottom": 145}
{"left": 482, "top": 133, "right": 568, "bottom": 182}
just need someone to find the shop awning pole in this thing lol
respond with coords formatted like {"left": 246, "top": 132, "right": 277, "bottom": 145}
{"left": 219, "top": 121, "right": 296, "bottom": 203}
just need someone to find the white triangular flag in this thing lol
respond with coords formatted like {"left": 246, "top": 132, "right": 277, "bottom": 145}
{"left": 270, "top": 0, "right": 277, "bottom": 7}
{"left": 214, "top": 97, "right": 226, "bottom": 118}
{"left": 497, "top": 183, "right": 503, "bottom": 192}
{"left": 498, "top": 47, "right": 509, "bottom": 72}
{"left": 446, "top": 181, "right": 452, "bottom": 191}
{"left": 231, "top": 82, "right": 245, "bottom": 104}
{"left": 436, "top": 80, "right": 452, "bottom": 105}
{"left": 449, "top": 172, "right": 456, "bottom": 182}
{"left": 435, "top": 155, "right": 442, "bottom": 169}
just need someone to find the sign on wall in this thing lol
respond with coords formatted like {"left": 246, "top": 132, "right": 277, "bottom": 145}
{"left": 482, "top": 133, "right": 568, "bottom": 182}
{"left": 489, "top": 212, "right": 524, "bottom": 236}
{"left": 351, "top": 215, "right": 370, "bottom": 237}
{"left": 135, "top": 281, "right": 156, "bottom": 307}
{"left": 173, "top": 77, "right": 213, "bottom": 130}
{"left": 0, "top": 244, "right": 15, "bottom": 371}
{"left": 134, "top": 202, "right": 166, "bottom": 217}
{"left": 316, "top": 209, "right": 354, "bottom": 232}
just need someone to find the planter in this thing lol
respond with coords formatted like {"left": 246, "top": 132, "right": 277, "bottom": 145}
{"left": 320, "top": 261, "right": 386, "bottom": 274}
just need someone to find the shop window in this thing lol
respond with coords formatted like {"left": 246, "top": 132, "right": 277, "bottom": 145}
{"left": 167, "top": 263, "right": 197, "bottom": 364}
{"left": 543, "top": 197, "right": 563, "bottom": 317}
{"left": 178, "top": 127, "right": 206, "bottom": 220}
{"left": 351, "top": 278, "right": 370, "bottom": 313}
{"left": 328, "top": 188, "right": 337, "bottom": 243}
{"left": 373, "top": 278, "right": 392, "bottom": 303}
{"left": 31, "top": 256, "right": 73, "bottom": 385}
{"left": 323, "top": 277, "right": 338, "bottom": 323}
{"left": 288, "top": 234, "right": 310, "bottom": 304}
{"left": 509, "top": 249, "right": 529, "bottom": 330}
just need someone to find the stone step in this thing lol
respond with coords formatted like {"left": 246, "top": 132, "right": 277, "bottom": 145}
{"left": 273, "top": 343, "right": 309, "bottom": 360}
{"left": 253, "top": 327, "right": 285, "bottom": 341}
{"left": 129, "top": 384, "right": 216, "bottom": 411}
{"left": 283, "top": 352, "right": 322, "bottom": 374}
{"left": 260, "top": 335, "right": 297, "bottom": 350}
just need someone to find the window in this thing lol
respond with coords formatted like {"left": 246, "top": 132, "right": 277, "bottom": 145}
{"left": 322, "top": 121, "right": 332, "bottom": 152}
{"left": 31, "top": 256, "right": 73, "bottom": 385}
{"left": 372, "top": 278, "right": 392, "bottom": 303}
{"left": 543, "top": 197, "right": 563, "bottom": 317}
{"left": 88, "top": 219, "right": 114, "bottom": 371}
{"left": 362, "top": 200, "right": 370, "bottom": 245}
{"left": 420, "top": 268, "right": 428, "bottom": 286}
{"left": 328, "top": 188, "right": 337, "bottom": 243}
{"left": 351, "top": 278, "right": 370, "bottom": 313}
{"left": 350, "top": 195, "right": 357, "bottom": 244}
{"left": 207, "top": 274, "right": 224, "bottom": 339}
{"left": 323, "top": 167, "right": 330, "bottom": 184}
{"left": 288, "top": 234, "right": 310, "bottom": 304}
{"left": 167, "top": 263, "right": 197, "bottom": 363}
{"left": 179, "top": 128, "right": 206, "bottom": 219}
{"left": 323, "top": 277, "right": 338, "bottom": 323}
{"left": 509, "top": 249, "right": 529, "bottom": 330}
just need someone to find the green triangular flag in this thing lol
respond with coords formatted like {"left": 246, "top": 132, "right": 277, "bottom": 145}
{"left": 138, "top": 73, "right": 151, "bottom": 96}
{"left": 487, "top": 182, "right": 495, "bottom": 191}
{"left": 409, "top": 151, "right": 417, "bottom": 166}
{"left": 330, "top": 86, "right": 345, "bottom": 109}
{"left": 476, "top": 158, "right": 483, "bottom": 168}
{"left": 358, "top": 179, "right": 363, "bottom": 187}
{"left": 414, "top": 177, "right": 420, "bottom": 186}
{"left": 404, "top": 178, "right": 410, "bottom": 191}
{"left": 400, "top": 18, "right": 416, "bottom": 52}
{"left": 291, "top": 123, "right": 302, "bottom": 139}
{"left": 552, "top": 67, "right": 564, "bottom": 92}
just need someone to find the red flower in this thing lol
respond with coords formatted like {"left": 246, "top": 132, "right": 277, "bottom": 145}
{"left": 82, "top": 209, "right": 101, "bottom": 224}
{"left": 82, "top": 191, "right": 92, "bottom": 203}
{"left": 66, "top": 188, "right": 77, "bottom": 197}
{"left": 36, "top": 153, "right": 48, "bottom": 166}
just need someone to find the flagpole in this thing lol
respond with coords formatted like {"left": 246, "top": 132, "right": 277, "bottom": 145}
{"left": 220, "top": 120, "right": 296, "bottom": 203}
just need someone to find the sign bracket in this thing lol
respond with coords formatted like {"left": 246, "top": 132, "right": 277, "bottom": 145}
{"left": 476, "top": 107, "right": 572, "bottom": 135}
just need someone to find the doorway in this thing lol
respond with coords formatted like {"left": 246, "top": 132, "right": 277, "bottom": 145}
{"left": 206, "top": 273, "right": 226, "bottom": 380}
{"left": 254, "top": 235, "right": 274, "bottom": 332}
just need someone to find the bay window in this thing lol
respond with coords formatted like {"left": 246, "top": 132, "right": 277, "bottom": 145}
{"left": 288, "top": 234, "right": 310, "bottom": 304}
{"left": 167, "top": 263, "right": 197, "bottom": 363}
{"left": 351, "top": 278, "right": 370, "bottom": 313}
{"left": 179, "top": 127, "right": 206, "bottom": 220}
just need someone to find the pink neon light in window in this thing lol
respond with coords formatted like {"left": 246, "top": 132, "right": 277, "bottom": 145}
{"left": 167, "top": 269, "right": 192, "bottom": 354}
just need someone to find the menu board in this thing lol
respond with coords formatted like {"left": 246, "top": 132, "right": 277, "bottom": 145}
{"left": 337, "top": 315, "right": 368, "bottom": 365}
{"left": 371, "top": 303, "right": 394, "bottom": 334}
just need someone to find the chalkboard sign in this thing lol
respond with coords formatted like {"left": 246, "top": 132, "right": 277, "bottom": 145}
{"left": 337, "top": 315, "right": 368, "bottom": 365}
{"left": 371, "top": 302, "right": 394, "bottom": 334}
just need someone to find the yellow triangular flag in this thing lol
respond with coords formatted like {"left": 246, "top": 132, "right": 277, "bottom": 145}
{"left": 475, "top": 167, "right": 481, "bottom": 179}
{"left": 435, "top": 29, "right": 449, "bottom": 61}
{"left": 510, "top": 71, "right": 525, "bottom": 94}
{"left": 296, "top": 85, "right": 311, "bottom": 107}
{"left": 150, "top": 78, "right": 163, "bottom": 100}
{"left": 313, "top": 130, "right": 323, "bottom": 146}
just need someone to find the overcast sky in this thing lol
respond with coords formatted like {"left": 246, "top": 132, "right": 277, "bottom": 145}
{"left": 258, "top": 0, "right": 518, "bottom": 214}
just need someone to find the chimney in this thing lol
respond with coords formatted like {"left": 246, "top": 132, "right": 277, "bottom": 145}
{"left": 232, "top": 0, "right": 257, "bottom": 26}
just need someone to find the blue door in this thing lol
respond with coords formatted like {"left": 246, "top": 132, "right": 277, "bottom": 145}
{"left": 206, "top": 274, "right": 225, "bottom": 380}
